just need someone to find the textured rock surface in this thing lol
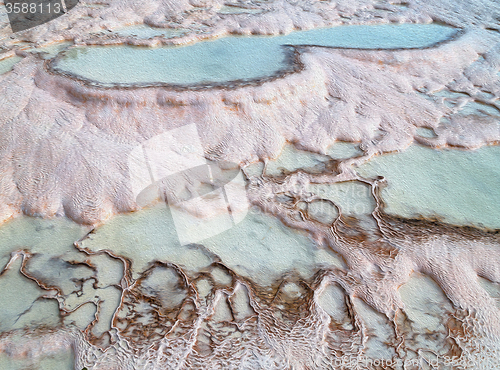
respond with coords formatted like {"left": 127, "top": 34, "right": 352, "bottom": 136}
{"left": 1, "top": 0, "right": 500, "bottom": 369}
{"left": 1, "top": 26, "right": 499, "bottom": 224}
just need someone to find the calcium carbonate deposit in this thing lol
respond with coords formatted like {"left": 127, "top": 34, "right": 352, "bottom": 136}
{"left": 0, "top": 0, "right": 500, "bottom": 369}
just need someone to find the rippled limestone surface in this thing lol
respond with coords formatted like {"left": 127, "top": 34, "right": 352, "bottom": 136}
{"left": 1, "top": 0, "right": 500, "bottom": 369}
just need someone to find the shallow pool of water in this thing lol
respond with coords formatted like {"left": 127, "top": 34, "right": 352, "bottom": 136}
{"left": 0, "top": 56, "right": 22, "bottom": 75}
{"left": 111, "top": 25, "right": 186, "bottom": 39}
{"left": 357, "top": 144, "right": 500, "bottom": 229}
{"left": 52, "top": 23, "right": 457, "bottom": 86}
{"left": 80, "top": 202, "right": 344, "bottom": 285}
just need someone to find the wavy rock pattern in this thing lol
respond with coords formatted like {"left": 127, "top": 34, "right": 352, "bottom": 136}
{"left": 0, "top": 0, "right": 500, "bottom": 369}
{"left": 1, "top": 25, "right": 499, "bottom": 223}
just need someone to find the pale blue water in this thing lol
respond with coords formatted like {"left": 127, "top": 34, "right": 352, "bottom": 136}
{"left": 415, "top": 127, "right": 437, "bottom": 138}
{"left": 0, "top": 56, "right": 22, "bottom": 75}
{"left": 80, "top": 202, "right": 344, "bottom": 285}
{"left": 53, "top": 23, "right": 457, "bottom": 86}
{"left": 111, "top": 25, "right": 186, "bottom": 39}
{"left": 357, "top": 145, "right": 500, "bottom": 229}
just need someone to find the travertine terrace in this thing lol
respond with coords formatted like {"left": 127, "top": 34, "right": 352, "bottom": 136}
{"left": 0, "top": 0, "right": 500, "bottom": 369}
